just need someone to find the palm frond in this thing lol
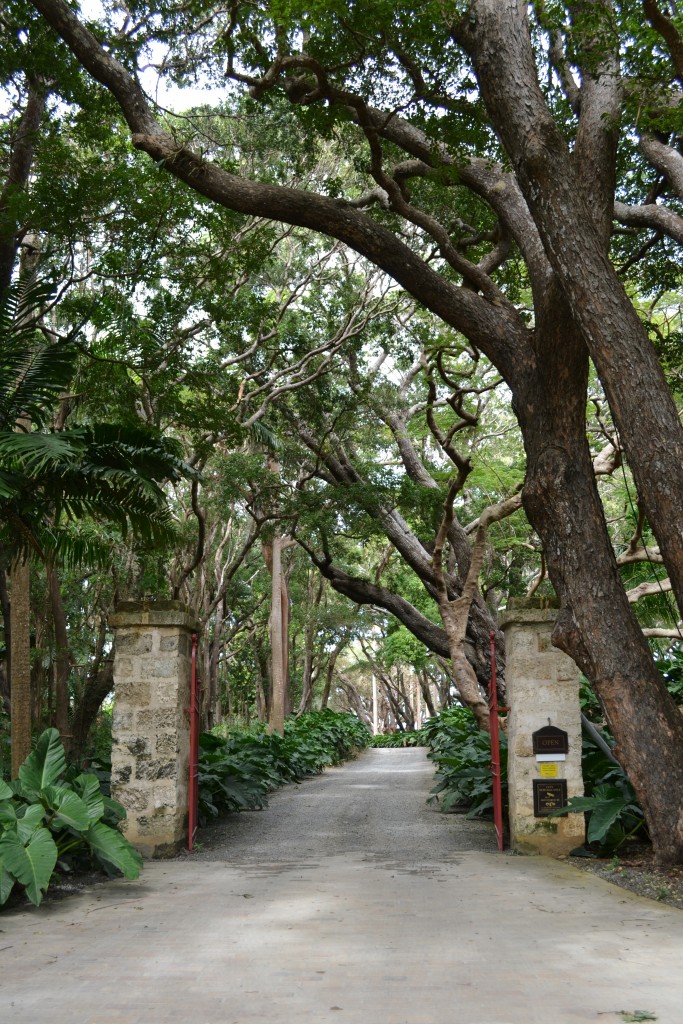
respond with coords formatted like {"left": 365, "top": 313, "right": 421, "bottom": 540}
{"left": 0, "top": 430, "right": 85, "bottom": 476}
{"left": 0, "top": 280, "right": 78, "bottom": 430}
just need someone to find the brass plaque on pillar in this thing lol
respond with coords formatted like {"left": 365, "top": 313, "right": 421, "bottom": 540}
{"left": 533, "top": 779, "right": 567, "bottom": 817}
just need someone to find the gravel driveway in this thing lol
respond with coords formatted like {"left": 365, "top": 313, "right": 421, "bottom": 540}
{"left": 191, "top": 746, "right": 497, "bottom": 865}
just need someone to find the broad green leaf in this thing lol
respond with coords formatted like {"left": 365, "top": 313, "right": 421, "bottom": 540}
{"left": 587, "top": 797, "right": 629, "bottom": 844}
{"left": 547, "top": 796, "right": 601, "bottom": 817}
{"left": 73, "top": 774, "right": 105, "bottom": 823}
{"left": 18, "top": 728, "right": 66, "bottom": 795}
{"left": 83, "top": 822, "right": 143, "bottom": 879}
{"left": 0, "top": 779, "right": 13, "bottom": 801}
{"left": 0, "top": 801, "right": 17, "bottom": 828}
{"left": 0, "top": 827, "right": 58, "bottom": 906}
{"left": 102, "top": 794, "right": 126, "bottom": 823}
{"left": 16, "top": 803, "right": 46, "bottom": 842}
{"left": 0, "top": 864, "right": 14, "bottom": 905}
{"left": 42, "top": 787, "right": 91, "bottom": 832}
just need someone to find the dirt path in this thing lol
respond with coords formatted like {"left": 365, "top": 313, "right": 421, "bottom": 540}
{"left": 2, "top": 748, "right": 683, "bottom": 1024}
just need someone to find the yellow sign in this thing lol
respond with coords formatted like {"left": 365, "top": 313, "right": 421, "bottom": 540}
{"left": 539, "top": 762, "right": 559, "bottom": 778}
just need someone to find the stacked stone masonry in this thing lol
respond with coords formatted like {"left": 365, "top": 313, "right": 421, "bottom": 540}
{"left": 500, "top": 599, "right": 585, "bottom": 856}
{"left": 110, "top": 602, "right": 199, "bottom": 858}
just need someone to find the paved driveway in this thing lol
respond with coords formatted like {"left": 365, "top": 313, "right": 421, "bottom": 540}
{"left": 2, "top": 748, "right": 682, "bottom": 1023}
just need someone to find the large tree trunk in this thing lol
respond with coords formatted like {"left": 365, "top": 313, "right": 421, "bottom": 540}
{"left": 467, "top": 0, "right": 683, "bottom": 621}
{"left": 517, "top": 288, "right": 683, "bottom": 867}
{"left": 10, "top": 558, "right": 31, "bottom": 776}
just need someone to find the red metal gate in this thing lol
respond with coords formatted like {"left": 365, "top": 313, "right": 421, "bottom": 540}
{"left": 187, "top": 632, "right": 201, "bottom": 851}
{"left": 488, "top": 630, "right": 507, "bottom": 852}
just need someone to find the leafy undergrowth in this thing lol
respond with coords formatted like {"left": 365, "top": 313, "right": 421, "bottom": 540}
{"left": 368, "top": 730, "right": 428, "bottom": 748}
{"left": 198, "top": 709, "right": 370, "bottom": 824}
{"left": 425, "top": 706, "right": 505, "bottom": 819}
{"left": 0, "top": 729, "right": 142, "bottom": 908}
{"left": 549, "top": 729, "right": 648, "bottom": 855}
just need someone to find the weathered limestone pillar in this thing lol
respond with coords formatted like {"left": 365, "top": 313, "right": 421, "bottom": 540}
{"left": 109, "top": 601, "right": 199, "bottom": 858}
{"left": 500, "top": 598, "right": 585, "bottom": 856}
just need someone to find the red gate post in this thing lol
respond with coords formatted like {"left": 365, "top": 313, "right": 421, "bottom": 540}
{"left": 488, "top": 630, "right": 506, "bottom": 852}
{"left": 187, "top": 633, "right": 201, "bottom": 851}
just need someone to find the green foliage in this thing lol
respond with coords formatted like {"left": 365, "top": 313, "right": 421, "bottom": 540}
{"left": 198, "top": 710, "right": 369, "bottom": 824}
{"left": 0, "top": 281, "right": 77, "bottom": 432}
{"left": 381, "top": 628, "right": 430, "bottom": 672}
{"left": 0, "top": 729, "right": 142, "bottom": 907}
{"left": 655, "top": 647, "right": 683, "bottom": 705}
{"left": 369, "top": 731, "right": 428, "bottom": 748}
{"left": 424, "top": 706, "right": 506, "bottom": 819}
{"left": 548, "top": 731, "right": 647, "bottom": 854}
{"left": 579, "top": 677, "right": 603, "bottom": 721}
{"left": 0, "top": 283, "right": 196, "bottom": 565}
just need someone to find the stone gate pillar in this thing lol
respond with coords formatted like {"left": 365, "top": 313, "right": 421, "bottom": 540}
{"left": 499, "top": 598, "right": 585, "bottom": 856}
{"left": 109, "top": 600, "right": 199, "bottom": 858}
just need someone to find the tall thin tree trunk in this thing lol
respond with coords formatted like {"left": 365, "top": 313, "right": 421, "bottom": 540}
{"left": 0, "top": 568, "right": 11, "bottom": 712}
{"left": 419, "top": 670, "right": 437, "bottom": 719}
{"left": 70, "top": 614, "right": 112, "bottom": 761}
{"left": 280, "top": 568, "right": 291, "bottom": 717}
{"left": 269, "top": 534, "right": 286, "bottom": 734}
{"left": 207, "top": 597, "right": 224, "bottom": 728}
{"left": 10, "top": 558, "right": 31, "bottom": 776}
{"left": 0, "top": 83, "right": 47, "bottom": 293}
{"left": 320, "top": 644, "right": 342, "bottom": 710}
{"left": 253, "top": 636, "right": 268, "bottom": 723}
{"left": 48, "top": 563, "right": 70, "bottom": 749}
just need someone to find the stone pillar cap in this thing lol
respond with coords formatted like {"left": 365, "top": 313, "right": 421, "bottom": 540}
{"left": 499, "top": 595, "right": 559, "bottom": 630}
{"left": 109, "top": 600, "right": 200, "bottom": 631}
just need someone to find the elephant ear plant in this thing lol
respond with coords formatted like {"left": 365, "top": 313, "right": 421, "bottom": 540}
{"left": 0, "top": 729, "right": 142, "bottom": 907}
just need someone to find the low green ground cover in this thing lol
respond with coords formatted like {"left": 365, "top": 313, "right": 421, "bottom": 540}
{"left": 0, "top": 729, "right": 142, "bottom": 908}
{"left": 368, "top": 731, "right": 428, "bottom": 748}
{"left": 425, "top": 706, "right": 505, "bottom": 818}
{"left": 198, "top": 709, "right": 370, "bottom": 824}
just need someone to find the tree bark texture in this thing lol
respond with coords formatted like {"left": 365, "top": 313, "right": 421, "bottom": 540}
{"left": 0, "top": 567, "right": 11, "bottom": 715}
{"left": 516, "top": 287, "right": 683, "bottom": 867}
{"left": 466, "top": 0, "right": 683, "bottom": 623}
{"left": 70, "top": 660, "right": 113, "bottom": 762}
{"left": 268, "top": 534, "right": 286, "bottom": 735}
{"left": 48, "top": 564, "right": 71, "bottom": 748}
{"left": 10, "top": 558, "right": 31, "bottom": 776}
{"left": 0, "top": 84, "right": 47, "bottom": 294}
